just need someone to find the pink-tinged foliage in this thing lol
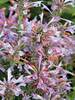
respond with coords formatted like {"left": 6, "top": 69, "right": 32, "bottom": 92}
{"left": 23, "top": 63, "right": 71, "bottom": 99}
{"left": 0, "top": 68, "right": 25, "bottom": 97}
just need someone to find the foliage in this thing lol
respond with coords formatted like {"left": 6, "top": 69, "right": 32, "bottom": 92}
{"left": 0, "top": 0, "right": 75, "bottom": 100}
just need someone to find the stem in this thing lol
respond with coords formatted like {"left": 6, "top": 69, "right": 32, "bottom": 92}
{"left": 18, "top": 0, "right": 24, "bottom": 19}
{"left": 17, "top": 0, "right": 24, "bottom": 35}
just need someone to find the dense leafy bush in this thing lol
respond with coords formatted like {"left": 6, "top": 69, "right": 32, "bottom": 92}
{"left": 0, "top": 0, "right": 75, "bottom": 100}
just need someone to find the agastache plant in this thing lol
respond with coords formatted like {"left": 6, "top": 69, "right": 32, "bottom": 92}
{"left": 0, "top": 0, "right": 75, "bottom": 100}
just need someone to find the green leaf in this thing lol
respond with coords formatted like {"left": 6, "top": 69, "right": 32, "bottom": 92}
{"left": 0, "top": 0, "right": 10, "bottom": 9}
{"left": 0, "top": 0, "right": 9, "bottom": 5}
{"left": 61, "top": 6, "right": 75, "bottom": 23}
{"left": 68, "top": 90, "right": 75, "bottom": 100}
